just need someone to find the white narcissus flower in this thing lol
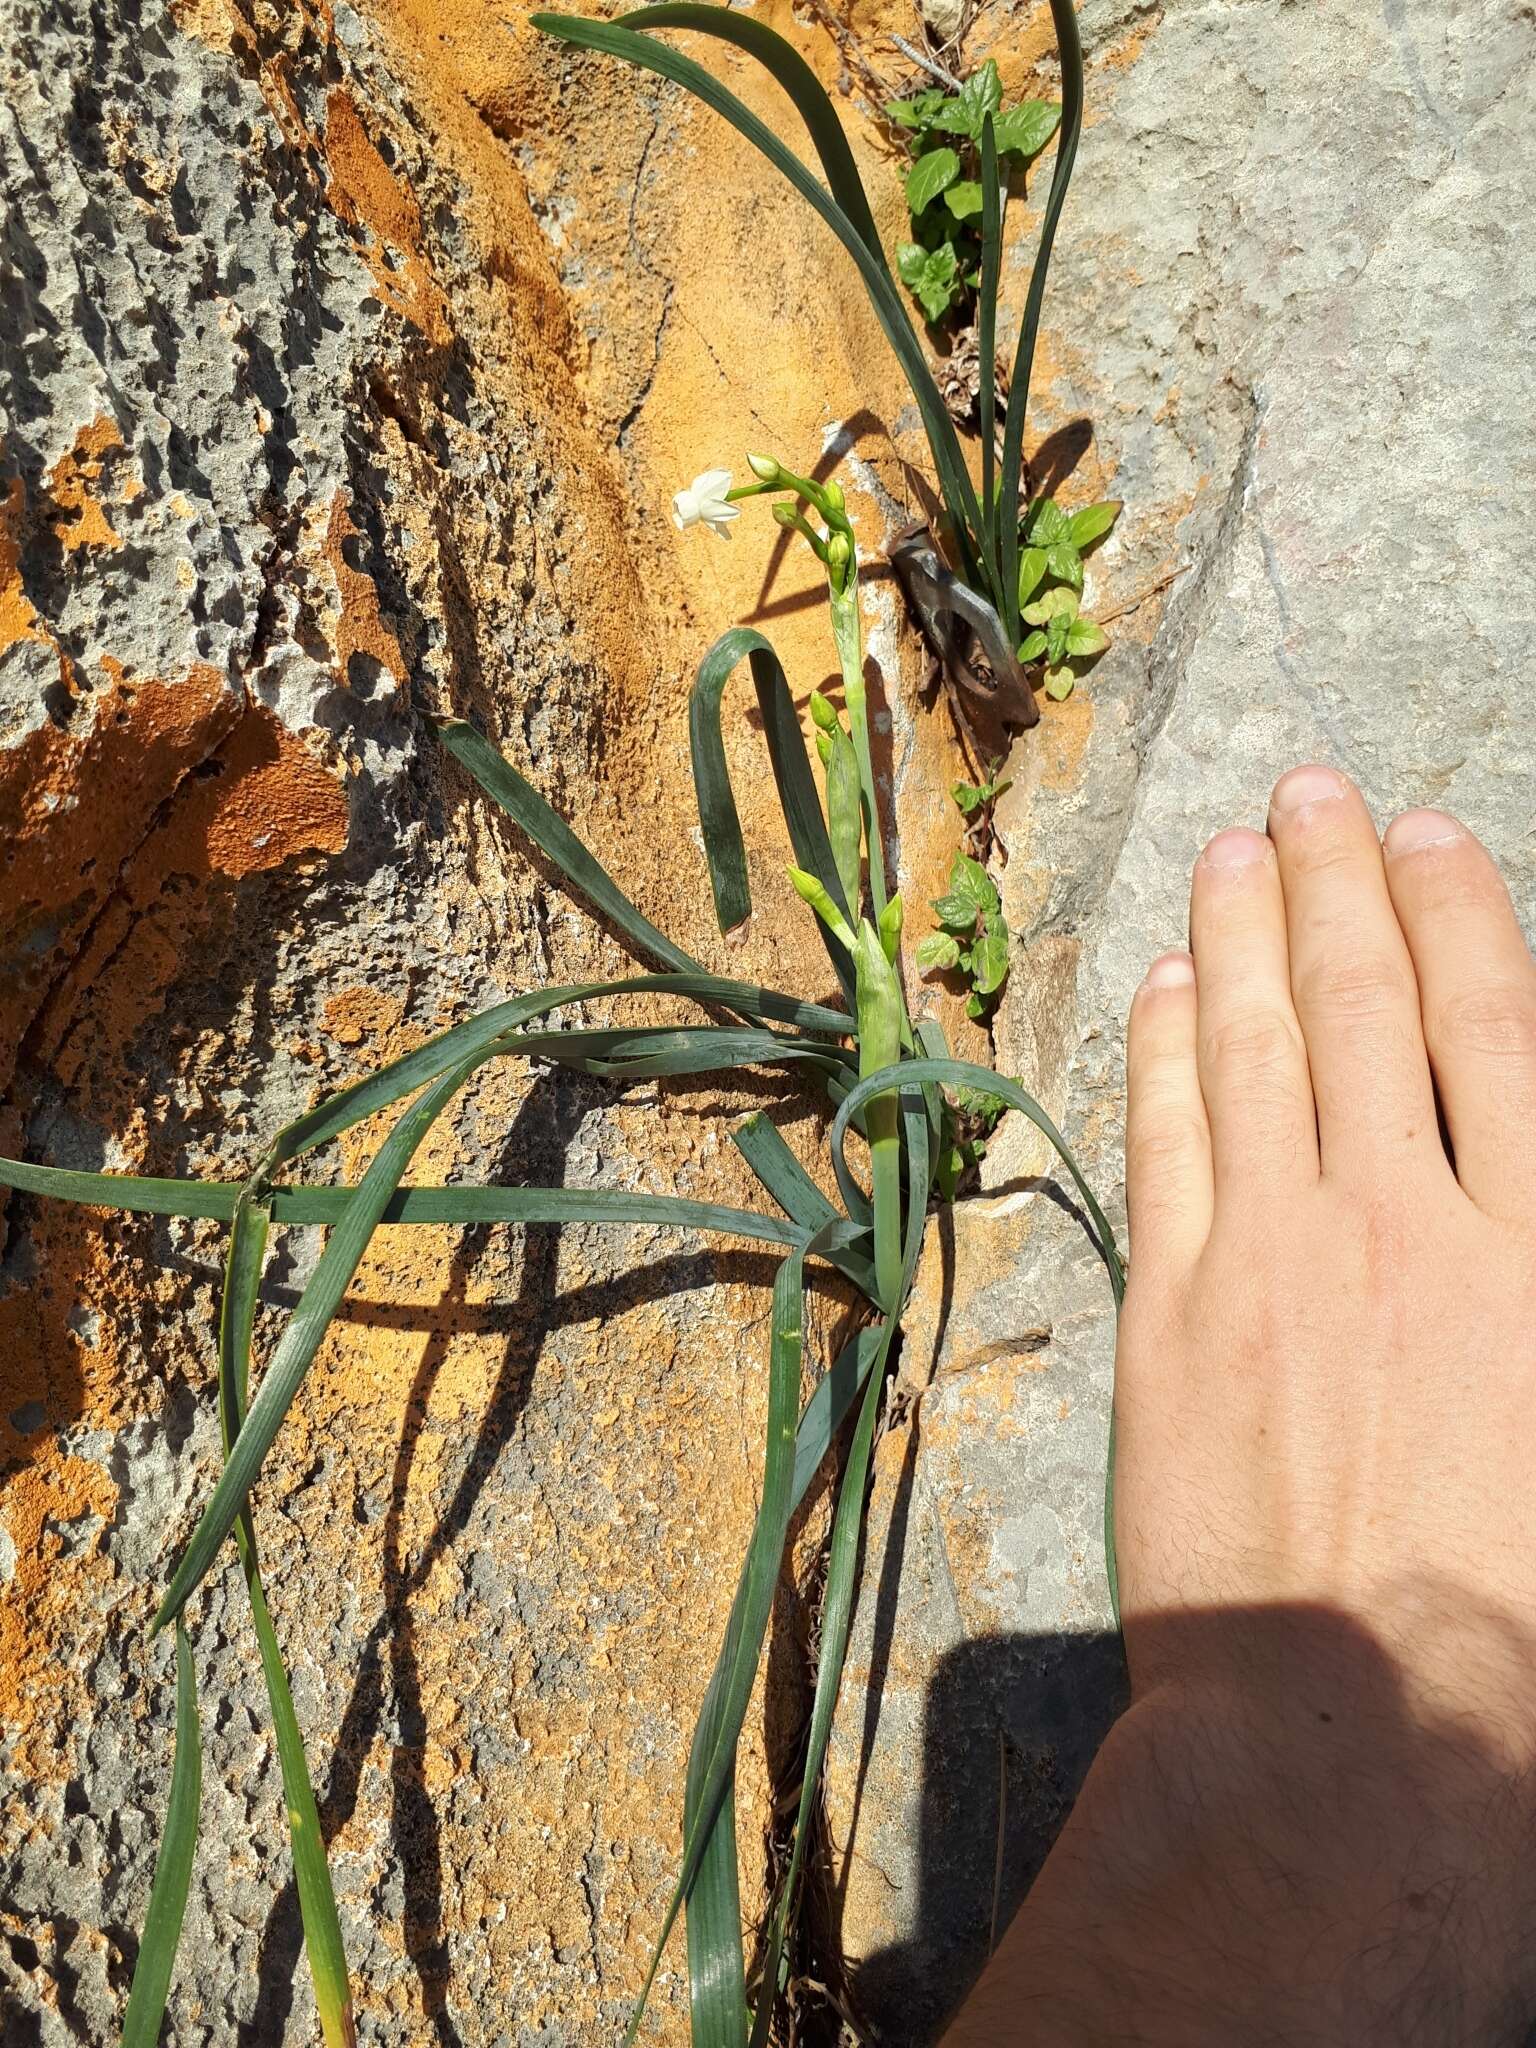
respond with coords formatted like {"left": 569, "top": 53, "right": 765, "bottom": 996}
{"left": 672, "top": 468, "right": 738, "bottom": 539}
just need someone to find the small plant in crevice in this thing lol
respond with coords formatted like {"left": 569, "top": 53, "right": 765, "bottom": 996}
{"left": 917, "top": 847, "right": 1011, "bottom": 1021}
{"left": 951, "top": 755, "right": 1013, "bottom": 844}
{"left": 886, "top": 59, "right": 1060, "bottom": 331}
{"left": 0, "top": 460, "right": 1122, "bottom": 2048}
{"left": 532, "top": 0, "right": 1102, "bottom": 724}
{"left": 1017, "top": 492, "right": 1121, "bottom": 699}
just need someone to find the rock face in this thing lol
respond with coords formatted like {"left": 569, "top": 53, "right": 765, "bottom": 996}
{"left": 824, "top": 0, "right": 1536, "bottom": 2037}
{"left": 2, "top": 0, "right": 1532, "bottom": 2044}
{"left": 0, "top": 0, "right": 947, "bottom": 2040}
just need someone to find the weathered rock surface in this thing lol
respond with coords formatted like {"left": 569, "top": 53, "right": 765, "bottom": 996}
{"left": 0, "top": 0, "right": 950, "bottom": 2040}
{"left": 4, "top": 0, "right": 1532, "bottom": 2040}
{"left": 825, "top": 0, "right": 1536, "bottom": 2036}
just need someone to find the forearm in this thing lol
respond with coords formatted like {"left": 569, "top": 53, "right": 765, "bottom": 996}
{"left": 946, "top": 1641, "right": 1536, "bottom": 2046}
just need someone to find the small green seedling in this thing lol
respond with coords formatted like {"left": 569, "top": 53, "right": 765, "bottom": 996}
{"left": 951, "top": 759, "right": 1013, "bottom": 822}
{"left": 916, "top": 848, "right": 1011, "bottom": 1019}
{"left": 1016, "top": 494, "right": 1121, "bottom": 606}
{"left": 888, "top": 61, "right": 1060, "bottom": 328}
{"left": 936, "top": 1083, "right": 1008, "bottom": 1201}
{"left": 1020, "top": 585, "right": 1110, "bottom": 700}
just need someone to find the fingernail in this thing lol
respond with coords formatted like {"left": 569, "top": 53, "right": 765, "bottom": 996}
{"left": 1384, "top": 808, "right": 1465, "bottom": 858}
{"left": 1270, "top": 763, "right": 1350, "bottom": 815}
{"left": 1200, "top": 827, "right": 1270, "bottom": 870}
{"left": 1143, "top": 950, "right": 1195, "bottom": 988}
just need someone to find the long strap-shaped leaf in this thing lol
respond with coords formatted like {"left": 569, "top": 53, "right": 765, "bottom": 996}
{"left": 831, "top": 1056, "right": 1123, "bottom": 1304}
{"left": 120, "top": 1622, "right": 201, "bottom": 2048}
{"left": 732, "top": 1112, "right": 876, "bottom": 1296}
{"left": 219, "top": 1201, "right": 356, "bottom": 2048}
{"left": 150, "top": 1048, "right": 495, "bottom": 1632}
{"left": 438, "top": 718, "right": 708, "bottom": 977}
{"left": 0, "top": 1156, "right": 871, "bottom": 1257}
{"left": 283, "top": 975, "right": 849, "bottom": 1165}
{"left": 680, "top": 1318, "right": 886, "bottom": 2046}
{"left": 997, "top": 0, "right": 1084, "bottom": 642}
{"left": 748, "top": 1072, "right": 932, "bottom": 2043}
{"left": 624, "top": 1225, "right": 837, "bottom": 2042}
{"left": 532, "top": 1022, "right": 853, "bottom": 1082}
{"left": 268, "top": 972, "right": 849, "bottom": 1171}
{"left": 978, "top": 110, "right": 1003, "bottom": 580}
{"left": 622, "top": 4, "right": 889, "bottom": 276}
{"left": 689, "top": 626, "right": 857, "bottom": 1009}
{"left": 531, "top": 13, "right": 989, "bottom": 599}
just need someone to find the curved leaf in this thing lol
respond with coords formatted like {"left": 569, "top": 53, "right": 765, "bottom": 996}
{"left": 998, "top": 0, "right": 1084, "bottom": 641}
{"left": 438, "top": 718, "right": 705, "bottom": 975}
{"left": 832, "top": 1055, "right": 1123, "bottom": 1303}
{"left": 121, "top": 1623, "right": 202, "bottom": 2048}
{"left": 219, "top": 1203, "right": 354, "bottom": 2048}
{"left": 690, "top": 627, "right": 857, "bottom": 1007}
{"left": 620, "top": 3, "right": 889, "bottom": 273}
{"left": 531, "top": 13, "right": 988, "bottom": 591}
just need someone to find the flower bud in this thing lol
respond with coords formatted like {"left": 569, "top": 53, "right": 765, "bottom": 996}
{"left": 747, "top": 452, "right": 781, "bottom": 483}
{"left": 823, "top": 480, "right": 846, "bottom": 515}
{"left": 808, "top": 689, "right": 839, "bottom": 733}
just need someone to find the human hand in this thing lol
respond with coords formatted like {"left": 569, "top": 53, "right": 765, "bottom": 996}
{"left": 949, "top": 765, "right": 1536, "bottom": 2044}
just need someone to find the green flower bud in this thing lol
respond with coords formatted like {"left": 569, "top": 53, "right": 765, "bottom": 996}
{"left": 823, "top": 480, "right": 846, "bottom": 515}
{"left": 815, "top": 731, "right": 832, "bottom": 766}
{"left": 786, "top": 865, "right": 855, "bottom": 952}
{"left": 808, "top": 689, "right": 839, "bottom": 733}
{"left": 747, "top": 452, "right": 781, "bottom": 482}
{"left": 878, "top": 891, "right": 903, "bottom": 965}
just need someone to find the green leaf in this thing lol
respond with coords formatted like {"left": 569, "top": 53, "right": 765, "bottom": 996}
{"left": 151, "top": 1046, "right": 498, "bottom": 1633}
{"left": 625, "top": 1234, "right": 822, "bottom": 2043}
{"left": 750, "top": 1084, "right": 931, "bottom": 2048}
{"left": 219, "top": 1204, "right": 353, "bottom": 2048}
{"left": 1067, "top": 499, "right": 1121, "bottom": 550}
{"left": 1021, "top": 585, "right": 1080, "bottom": 625}
{"left": 1066, "top": 618, "right": 1109, "bottom": 657}
{"left": 1045, "top": 664, "right": 1076, "bottom": 700}
{"left": 905, "top": 144, "right": 960, "bottom": 215}
{"left": 896, "top": 239, "right": 961, "bottom": 322}
{"left": 950, "top": 780, "right": 988, "bottom": 814}
{"left": 121, "top": 1623, "right": 202, "bottom": 2048}
{"left": 915, "top": 931, "right": 963, "bottom": 972}
{"left": 438, "top": 719, "right": 703, "bottom": 977}
{"left": 708, "top": 1320, "right": 884, "bottom": 2048}
{"left": 533, "top": 11, "right": 988, "bottom": 609}
{"left": 884, "top": 87, "right": 945, "bottom": 131}
{"left": 978, "top": 110, "right": 1002, "bottom": 573}
{"left": 0, "top": 1161, "right": 872, "bottom": 1253}
{"left": 941, "top": 851, "right": 1001, "bottom": 924}
{"left": 622, "top": 5, "right": 889, "bottom": 269}
{"left": 943, "top": 178, "right": 985, "bottom": 221}
{"left": 1046, "top": 611, "right": 1072, "bottom": 666}
{"left": 834, "top": 1055, "right": 1123, "bottom": 1303}
{"left": 969, "top": 927, "right": 1011, "bottom": 996}
{"left": 993, "top": 99, "right": 1061, "bottom": 161}
{"left": 1018, "top": 629, "right": 1048, "bottom": 662}
{"left": 1045, "top": 539, "right": 1084, "bottom": 590}
{"left": 930, "top": 59, "right": 1002, "bottom": 140}
{"left": 688, "top": 626, "right": 856, "bottom": 1007}
{"left": 1017, "top": 544, "right": 1048, "bottom": 607}
{"left": 1023, "top": 495, "right": 1070, "bottom": 545}
{"left": 997, "top": 0, "right": 1084, "bottom": 639}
